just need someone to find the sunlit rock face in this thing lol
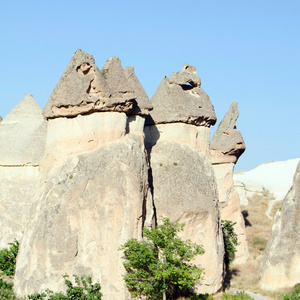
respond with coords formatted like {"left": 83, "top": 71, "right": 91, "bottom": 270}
{"left": 210, "top": 102, "right": 249, "bottom": 265}
{"left": 14, "top": 50, "right": 152, "bottom": 300}
{"left": 260, "top": 162, "right": 300, "bottom": 291}
{"left": 145, "top": 64, "right": 224, "bottom": 294}
{"left": 0, "top": 93, "right": 47, "bottom": 249}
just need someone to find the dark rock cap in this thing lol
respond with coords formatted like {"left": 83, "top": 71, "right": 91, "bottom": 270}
{"left": 43, "top": 49, "right": 152, "bottom": 119}
{"left": 145, "top": 64, "right": 216, "bottom": 127}
{"left": 210, "top": 102, "right": 245, "bottom": 164}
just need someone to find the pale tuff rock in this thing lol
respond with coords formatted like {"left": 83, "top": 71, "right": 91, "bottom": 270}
{"left": 145, "top": 65, "right": 224, "bottom": 294}
{"left": 213, "top": 163, "right": 249, "bottom": 264}
{"left": 210, "top": 102, "right": 245, "bottom": 164}
{"left": 43, "top": 50, "right": 152, "bottom": 119}
{"left": 145, "top": 64, "right": 216, "bottom": 127}
{"left": 0, "top": 93, "right": 46, "bottom": 166}
{"left": 0, "top": 94, "right": 46, "bottom": 249}
{"left": 260, "top": 162, "right": 300, "bottom": 290}
{"left": 15, "top": 52, "right": 150, "bottom": 299}
{"left": 124, "top": 66, "right": 152, "bottom": 115}
{"left": 210, "top": 102, "right": 249, "bottom": 264}
{"left": 146, "top": 140, "right": 224, "bottom": 294}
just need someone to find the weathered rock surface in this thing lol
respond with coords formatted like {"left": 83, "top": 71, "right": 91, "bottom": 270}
{"left": 145, "top": 66, "right": 224, "bottom": 294}
{"left": 14, "top": 51, "right": 152, "bottom": 300}
{"left": 260, "top": 162, "right": 300, "bottom": 290}
{"left": 145, "top": 64, "right": 216, "bottom": 127}
{"left": 43, "top": 50, "right": 152, "bottom": 119}
{"left": 0, "top": 94, "right": 46, "bottom": 248}
{"left": 210, "top": 102, "right": 249, "bottom": 264}
{"left": 210, "top": 102, "right": 245, "bottom": 164}
{"left": 0, "top": 93, "right": 46, "bottom": 166}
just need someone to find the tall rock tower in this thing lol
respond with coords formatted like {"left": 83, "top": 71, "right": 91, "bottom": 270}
{"left": 210, "top": 102, "right": 249, "bottom": 264}
{"left": 260, "top": 162, "right": 300, "bottom": 290}
{"left": 0, "top": 94, "right": 47, "bottom": 248}
{"left": 14, "top": 50, "right": 152, "bottom": 299}
{"left": 144, "top": 64, "right": 224, "bottom": 294}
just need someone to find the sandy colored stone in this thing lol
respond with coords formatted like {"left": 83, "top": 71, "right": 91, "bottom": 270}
{"left": 145, "top": 131, "right": 224, "bottom": 294}
{"left": 145, "top": 123, "right": 211, "bottom": 156}
{"left": 124, "top": 66, "right": 153, "bottom": 115}
{"left": 210, "top": 102, "right": 248, "bottom": 264}
{"left": 14, "top": 112, "right": 150, "bottom": 300}
{"left": 210, "top": 102, "right": 245, "bottom": 164}
{"left": 213, "top": 163, "right": 249, "bottom": 264}
{"left": 43, "top": 50, "right": 151, "bottom": 119}
{"left": 0, "top": 94, "right": 46, "bottom": 248}
{"left": 0, "top": 93, "right": 47, "bottom": 166}
{"left": 260, "top": 162, "right": 300, "bottom": 290}
{"left": 145, "top": 65, "right": 216, "bottom": 127}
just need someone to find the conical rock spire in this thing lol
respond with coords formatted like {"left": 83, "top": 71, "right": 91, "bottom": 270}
{"left": 43, "top": 49, "right": 152, "bottom": 119}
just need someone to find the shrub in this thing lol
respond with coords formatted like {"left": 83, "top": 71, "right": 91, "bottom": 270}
{"left": 27, "top": 275, "right": 102, "bottom": 300}
{"left": 282, "top": 283, "right": 300, "bottom": 300}
{"left": 222, "top": 291, "right": 254, "bottom": 299}
{"left": 221, "top": 220, "right": 239, "bottom": 270}
{"left": 0, "top": 239, "right": 19, "bottom": 278}
{"left": 119, "top": 217, "right": 205, "bottom": 300}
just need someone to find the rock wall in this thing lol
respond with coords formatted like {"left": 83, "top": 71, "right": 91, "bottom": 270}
{"left": 259, "top": 162, "right": 300, "bottom": 290}
{"left": 210, "top": 102, "right": 249, "bottom": 264}
{"left": 145, "top": 64, "right": 224, "bottom": 294}
{"left": 0, "top": 93, "right": 46, "bottom": 248}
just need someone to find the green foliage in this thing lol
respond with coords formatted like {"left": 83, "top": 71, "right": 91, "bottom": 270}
{"left": 119, "top": 217, "right": 205, "bottom": 299}
{"left": 0, "top": 239, "right": 19, "bottom": 278}
{"left": 252, "top": 237, "right": 267, "bottom": 251}
{"left": 282, "top": 283, "right": 300, "bottom": 300}
{"left": 0, "top": 286, "right": 18, "bottom": 299}
{"left": 221, "top": 291, "right": 254, "bottom": 300}
{"left": 221, "top": 220, "right": 239, "bottom": 269}
{"left": 101, "top": 68, "right": 106, "bottom": 78}
{"left": 27, "top": 275, "right": 102, "bottom": 300}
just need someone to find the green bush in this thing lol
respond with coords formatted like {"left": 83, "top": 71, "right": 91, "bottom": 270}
{"left": 252, "top": 237, "right": 267, "bottom": 251}
{"left": 119, "top": 217, "right": 205, "bottom": 300}
{"left": 283, "top": 283, "right": 300, "bottom": 300}
{"left": 0, "top": 239, "right": 19, "bottom": 278}
{"left": 222, "top": 291, "right": 254, "bottom": 300}
{"left": 221, "top": 220, "right": 239, "bottom": 270}
{"left": 27, "top": 275, "right": 102, "bottom": 300}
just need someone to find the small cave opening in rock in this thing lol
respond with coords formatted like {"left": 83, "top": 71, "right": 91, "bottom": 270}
{"left": 180, "top": 82, "right": 193, "bottom": 91}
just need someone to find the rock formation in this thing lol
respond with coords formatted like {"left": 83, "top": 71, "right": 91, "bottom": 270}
{"left": 260, "top": 161, "right": 300, "bottom": 290}
{"left": 7, "top": 52, "right": 249, "bottom": 299}
{"left": 14, "top": 50, "right": 152, "bottom": 299}
{"left": 210, "top": 102, "right": 249, "bottom": 264}
{"left": 0, "top": 93, "right": 46, "bottom": 248}
{"left": 145, "top": 64, "right": 224, "bottom": 294}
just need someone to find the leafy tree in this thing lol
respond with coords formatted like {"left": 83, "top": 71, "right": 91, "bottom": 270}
{"left": 0, "top": 239, "right": 19, "bottom": 278}
{"left": 221, "top": 220, "right": 239, "bottom": 270}
{"left": 119, "top": 217, "right": 205, "bottom": 300}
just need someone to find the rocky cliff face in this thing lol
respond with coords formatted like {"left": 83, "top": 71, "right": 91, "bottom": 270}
{"left": 14, "top": 50, "right": 152, "bottom": 299}
{"left": 0, "top": 94, "right": 46, "bottom": 248}
{"left": 259, "top": 162, "right": 300, "bottom": 290}
{"left": 145, "top": 64, "right": 224, "bottom": 294}
{"left": 210, "top": 102, "right": 249, "bottom": 264}
{"left": 7, "top": 50, "right": 249, "bottom": 299}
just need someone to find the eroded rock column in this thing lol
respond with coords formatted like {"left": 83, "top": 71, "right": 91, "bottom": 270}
{"left": 14, "top": 50, "right": 152, "bottom": 300}
{"left": 145, "top": 64, "right": 224, "bottom": 294}
{"left": 210, "top": 102, "right": 249, "bottom": 264}
{"left": 0, "top": 94, "right": 46, "bottom": 248}
{"left": 260, "top": 162, "right": 300, "bottom": 290}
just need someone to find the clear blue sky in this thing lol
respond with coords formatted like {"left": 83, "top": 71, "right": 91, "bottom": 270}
{"left": 1, "top": 0, "right": 299, "bottom": 171}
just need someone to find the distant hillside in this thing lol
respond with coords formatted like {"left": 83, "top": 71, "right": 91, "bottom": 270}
{"left": 234, "top": 158, "right": 300, "bottom": 204}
